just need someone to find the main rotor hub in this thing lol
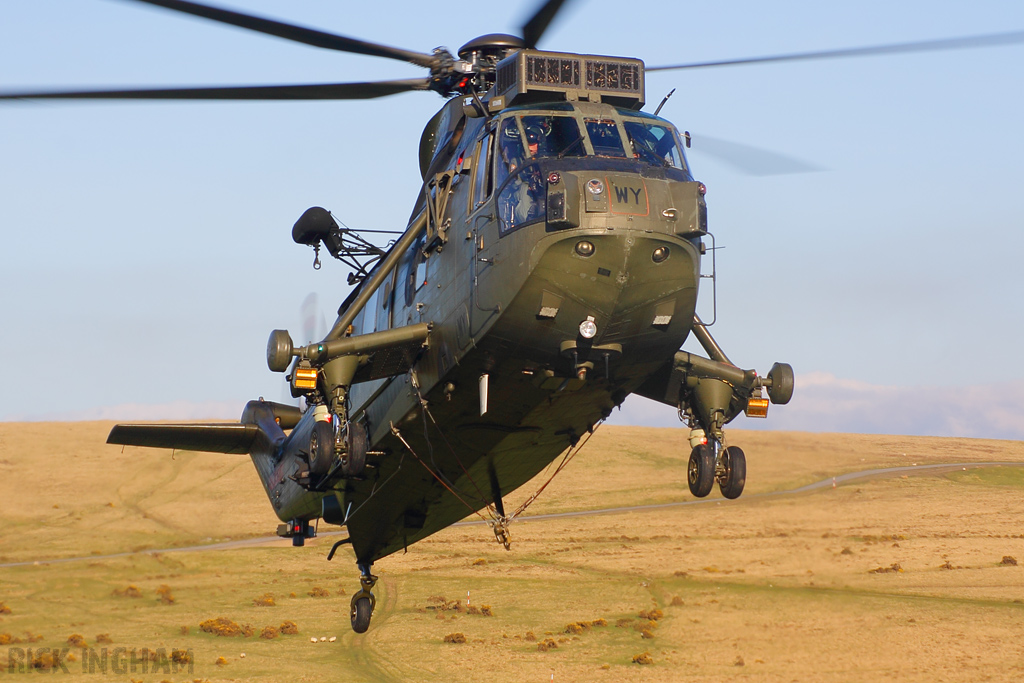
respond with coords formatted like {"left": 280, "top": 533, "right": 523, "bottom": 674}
{"left": 457, "top": 33, "right": 525, "bottom": 62}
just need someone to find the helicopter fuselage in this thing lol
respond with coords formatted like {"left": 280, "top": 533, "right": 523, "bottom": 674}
{"left": 255, "top": 98, "right": 709, "bottom": 563}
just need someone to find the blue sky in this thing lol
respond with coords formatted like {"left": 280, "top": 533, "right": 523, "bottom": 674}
{"left": 1, "top": 1, "right": 1022, "bottom": 438}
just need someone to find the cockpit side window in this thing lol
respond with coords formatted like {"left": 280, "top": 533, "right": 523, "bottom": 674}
{"left": 623, "top": 121, "right": 687, "bottom": 171}
{"left": 496, "top": 117, "right": 526, "bottom": 190}
{"left": 472, "top": 133, "right": 493, "bottom": 208}
{"left": 521, "top": 115, "right": 585, "bottom": 159}
{"left": 584, "top": 119, "right": 627, "bottom": 158}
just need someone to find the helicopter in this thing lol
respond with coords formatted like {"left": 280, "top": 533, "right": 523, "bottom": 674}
{"left": 5, "top": 0, "right": 1024, "bottom": 634}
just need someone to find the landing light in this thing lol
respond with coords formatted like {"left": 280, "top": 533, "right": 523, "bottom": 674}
{"left": 575, "top": 240, "right": 595, "bottom": 257}
{"left": 579, "top": 316, "right": 597, "bottom": 339}
{"left": 587, "top": 179, "right": 604, "bottom": 195}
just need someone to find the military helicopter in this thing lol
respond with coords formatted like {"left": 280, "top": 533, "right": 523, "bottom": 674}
{"left": 6, "top": 0, "right": 1023, "bottom": 634}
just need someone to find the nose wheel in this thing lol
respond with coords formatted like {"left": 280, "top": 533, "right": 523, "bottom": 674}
{"left": 350, "top": 564, "right": 377, "bottom": 633}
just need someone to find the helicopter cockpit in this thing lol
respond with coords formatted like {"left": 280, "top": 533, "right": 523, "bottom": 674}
{"left": 492, "top": 104, "right": 691, "bottom": 233}
{"left": 495, "top": 106, "right": 688, "bottom": 169}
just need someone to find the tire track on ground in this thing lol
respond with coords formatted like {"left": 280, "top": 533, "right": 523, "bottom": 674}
{"left": 3, "top": 461, "right": 1020, "bottom": 569}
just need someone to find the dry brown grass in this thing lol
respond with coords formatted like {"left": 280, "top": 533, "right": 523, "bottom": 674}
{"left": 442, "top": 632, "right": 466, "bottom": 644}
{"left": 259, "top": 626, "right": 278, "bottom": 639}
{"left": 111, "top": 585, "right": 142, "bottom": 598}
{"left": 307, "top": 586, "right": 330, "bottom": 597}
{"left": 95, "top": 633, "right": 112, "bottom": 644}
{"left": 3, "top": 423, "right": 1024, "bottom": 681}
{"left": 66, "top": 633, "right": 87, "bottom": 648}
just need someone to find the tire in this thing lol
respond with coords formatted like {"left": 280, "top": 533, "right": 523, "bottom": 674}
{"left": 687, "top": 443, "right": 715, "bottom": 498}
{"left": 719, "top": 446, "right": 747, "bottom": 500}
{"left": 767, "top": 362, "right": 794, "bottom": 405}
{"left": 351, "top": 596, "right": 372, "bottom": 633}
{"left": 343, "top": 421, "right": 368, "bottom": 477}
{"left": 308, "top": 420, "right": 335, "bottom": 478}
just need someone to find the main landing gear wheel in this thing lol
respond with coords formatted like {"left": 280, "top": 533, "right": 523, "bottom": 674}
{"left": 308, "top": 420, "right": 335, "bottom": 478}
{"left": 343, "top": 421, "right": 368, "bottom": 477}
{"left": 688, "top": 443, "right": 715, "bottom": 498}
{"left": 351, "top": 595, "right": 372, "bottom": 633}
{"left": 718, "top": 446, "right": 746, "bottom": 500}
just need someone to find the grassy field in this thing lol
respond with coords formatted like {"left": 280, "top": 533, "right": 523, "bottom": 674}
{"left": 1, "top": 422, "right": 1023, "bottom": 681}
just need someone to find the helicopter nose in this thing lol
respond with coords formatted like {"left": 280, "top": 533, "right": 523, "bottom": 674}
{"left": 506, "top": 228, "right": 701, "bottom": 358}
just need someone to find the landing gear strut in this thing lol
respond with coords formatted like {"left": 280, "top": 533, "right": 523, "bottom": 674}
{"left": 350, "top": 563, "right": 377, "bottom": 633}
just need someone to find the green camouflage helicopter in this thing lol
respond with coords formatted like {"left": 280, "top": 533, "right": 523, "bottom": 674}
{"left": 8, "top": 0, "right": 1022, "bottom": 634}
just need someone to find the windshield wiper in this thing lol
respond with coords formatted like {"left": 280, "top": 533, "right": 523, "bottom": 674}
{"left": 555, "top": 137, "right": 585, "bottom": 159}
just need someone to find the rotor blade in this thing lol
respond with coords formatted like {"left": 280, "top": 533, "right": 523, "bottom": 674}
{"left": 689, "top": 134, "right": 823, "bottom": 176}
{"left": 647, "top": 29, "right": 1024, "bottom": 72}
{"left": 0, "top": 78, "right": 430, "bottom": 101}
{"left": 521, "top": 0, "right": 573, "bottom": 49}
{"left": 120, "top": 0, "right": 439, "bottom": 68}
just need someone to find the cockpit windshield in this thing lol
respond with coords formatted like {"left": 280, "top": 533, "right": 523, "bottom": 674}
{"left": 495, "top": 110, "right": 688, "bottom": 181}
{"left": 623, "top": 120, "right": 687, "bottom": 170}
{"left": 585, "top": 119, "right": 627, "bottom": 158}
{"left": 521, "top": 115, "right": 586, "bottom": 159}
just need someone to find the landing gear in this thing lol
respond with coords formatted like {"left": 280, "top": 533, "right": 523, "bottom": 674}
{"left": 307, "top": 417, "right": 368, "bottom": 482}
{"left": 351, "top": 595, "right": 372, "bottom": 633}
{"left": 349, "top": 563, "right": 377, "bottom": 633}
{"left": 342, "top": 421, "right": 368, "bottom": 477}
{"left": 687, "top": 443, "right": 715, "bottom": 498}
{"left": 308, "top": 420, "right": 335, "bottom": 478}
{"left": 717, "top": 445, "right": 746, "bottom": 499}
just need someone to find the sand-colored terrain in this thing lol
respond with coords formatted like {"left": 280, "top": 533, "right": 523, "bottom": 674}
{"left": 1, "top": 422, "right": 1023, "bottom": 681}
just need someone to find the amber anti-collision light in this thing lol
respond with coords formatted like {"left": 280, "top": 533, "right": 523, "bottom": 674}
{"left": 294, "top": 367, "right": 318, "bottom": 390}
{"left": 744, "top": 397, "right": 769, "bottom": 418}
